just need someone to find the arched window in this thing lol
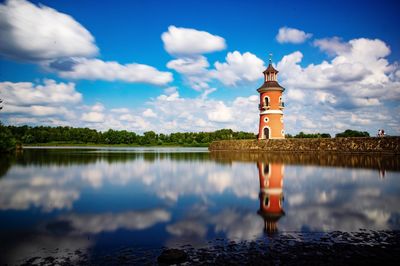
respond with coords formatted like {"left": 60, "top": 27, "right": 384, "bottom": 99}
{"left": 263, "top": 127, "right": 270, "bottom": 139}
{"left": 264, "top": 164, "right": 269, "bottom": 175}
{"left": 264, "top": 196, "right": 270, "bottom": 207}
{"left": 264, "top": 96, "right": 269, "bottom": 106}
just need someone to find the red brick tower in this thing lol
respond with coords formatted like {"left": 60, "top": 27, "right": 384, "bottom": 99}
{"left": 257, "top": 55, "right": 285, "bottom": 139}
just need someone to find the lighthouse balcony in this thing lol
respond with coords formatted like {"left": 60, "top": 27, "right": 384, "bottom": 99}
{"left": 258, "top": 104, "right": 270, "bottom": 110}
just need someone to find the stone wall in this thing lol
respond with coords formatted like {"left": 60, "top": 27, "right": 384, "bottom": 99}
{"left": 209, "top": 137, "right": 400, "bottom": 154}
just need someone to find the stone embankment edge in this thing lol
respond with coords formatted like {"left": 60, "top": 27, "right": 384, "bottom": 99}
{"left": 209, "top": 137, "right": 400, "bottom": 154}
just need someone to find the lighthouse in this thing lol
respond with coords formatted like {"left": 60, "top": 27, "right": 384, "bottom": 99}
{"left": 257, "top": 55, "right": 285, "bottom": 139}
{"left": 257, "top": 162, "right": 285, "bottom": 234}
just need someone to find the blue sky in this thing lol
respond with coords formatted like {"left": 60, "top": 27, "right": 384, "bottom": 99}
{"left": 0, "top": 0, "right": 399, "bottom": 135}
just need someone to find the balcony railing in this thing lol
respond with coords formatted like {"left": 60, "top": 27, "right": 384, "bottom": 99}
{"left": 258, "top": 102, "right": 285, "bottom": 110}
{"left": 258, "top": 104, "right": 270, "bottom": 110}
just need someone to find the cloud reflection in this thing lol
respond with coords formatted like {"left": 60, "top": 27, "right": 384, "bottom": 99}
{"left": 281, "top": 166, "right": 400, "bottom": 231}
{"left": 0, "top": 158, "right": 258, "bottom": 211}
{"left": 58, "top": 209, "right": 171, "bottom": 234}
{"left": 0, "top": 152, "right": 399, "bottom": 238}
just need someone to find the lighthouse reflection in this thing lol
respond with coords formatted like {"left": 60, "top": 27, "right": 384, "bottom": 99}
{"left": 257, "top": 162, "right": 285, "bottom": 235}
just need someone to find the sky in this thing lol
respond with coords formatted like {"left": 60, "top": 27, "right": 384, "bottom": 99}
{"left": 0, "top": 0, "right": 399, "bottom": 135}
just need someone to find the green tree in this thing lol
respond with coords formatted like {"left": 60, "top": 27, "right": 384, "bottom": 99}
{"left": 335, "top": 129, "right": 369, "bottom": 138}
{"left": 294, "top": 132, "right": 331, "bottom": 138}
{"left": 0, "top": 122, "right": 16, "bottom": 152}
{"left": 143, "top": 131, "right": 158, "bottom": 145}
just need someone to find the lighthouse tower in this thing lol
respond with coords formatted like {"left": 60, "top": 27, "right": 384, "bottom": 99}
{"left": 257, "top": 55, "right": 285, "bottom": 139}
{"left": 257, "top": 162, "right": 285, "bottom": 234}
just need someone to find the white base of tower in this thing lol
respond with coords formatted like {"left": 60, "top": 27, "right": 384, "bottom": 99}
{"left": 258, "top": 136, "right": 285, "bottom": 140}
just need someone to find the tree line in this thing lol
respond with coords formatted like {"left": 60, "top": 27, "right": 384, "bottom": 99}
{"left": 4, "top": 125, "right": 256, "bottom": 146}
{"left": 0, "top": 123, "right": 374, "bottom": 153}
{"left": 285, "top": 129, "right": 370, "bottom": 138}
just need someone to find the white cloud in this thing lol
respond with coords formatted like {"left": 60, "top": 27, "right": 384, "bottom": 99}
{"left": 314, "top": 37, "right": 351, "bottom": 55}
{"left": 0, "top": 1, "right": 173, "bottom": 86}
{"left": 276, "top": 27, "right": 312, "bottom": 44}
{"left": 99, "top": 91, "right": 258, "bottom": 133}
{"left": 117, "top": 113, "right": 151, "bottom": 130}
{"left": 0, "top": 79, "right": 81, "bottom": 106}
{"left": 167, "top": 56, "right": 209, "bottom": 75}
{"left": 166, "top": 50, "right": 278, "bottom": 91}
{"left": 277, "top": 39, "right": 397, "bottom": 98}
{"left": 2, "top": 34, "right": 399, "bottom": 135}
{"left": 350, "top": 114, "right": 372, "bottom": 125}
{"left": 166, "top": 56, "right": 211, "bottom": 90}
{"left": 81, "top": 111, "right": 105, "bottom": 123}
{"left": 37, "top": 88, "right": 255, "bottom": 134}
{"left": 275, "top": 37, "right": 400, "bottom": 135}
{"left": 162, "top": 26, "right": 226, "bottom": 55}
{"left": 211, "top": 51, "right": 265, "bottom": 86}
{"left": 144, "top": 90, "right": 259, "bottom": 133}
{"left": 0, "top": 0, "right": 98, "bottom": 61}
{"left": 286, "top": 88, "right": 305, "bottom": 101}
{"left": 90, "top": 102, "right": 105, "bottom": 112}
{"left": 314, "top": 91, "right": 337, "bottom": 104}
{"left": 0, "top": 79, "right": 80, "bottom": 122}
{"left": 110, "top": 108, "right": 130, "bottom": 113}
{"left": 54, "top": 58, "right": 173, "bottom": 85}
{"left": 80, "top": 103, "right": 106, "bottom": 123}
{"left": 207, "top": 101, "right": 233, "bottom": 122}
{"left": 142, "top": 108, "right": 157, "bottom": 118}
{"left": 162, "top": 25, "right": 270, "bottom": 90}
{"left": 164, "top": 86, "right": 178, "bottom": 95}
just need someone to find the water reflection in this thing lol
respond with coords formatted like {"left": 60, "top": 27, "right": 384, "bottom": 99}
{"left": 210, "top": 151, "right": 400, "bottom": 171}
{"left": 257, "top": 162, "right": 285, "bottom": 235}
{"left": 0, "top": 148, "right": 399, "bottom": 264}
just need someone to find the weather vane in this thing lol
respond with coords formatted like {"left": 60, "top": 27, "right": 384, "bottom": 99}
{"left": 269, "top": 53, "right": 273, "bottom": 64}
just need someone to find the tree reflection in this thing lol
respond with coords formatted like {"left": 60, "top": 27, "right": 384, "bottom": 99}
{"left": 0, "top": 153, "right": 19, "bottom": 178}
{"left": 12, "top": 148, "right": 210, "bottom": 167}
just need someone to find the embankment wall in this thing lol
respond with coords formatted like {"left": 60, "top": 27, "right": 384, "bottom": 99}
{"left": 209, "top": 137, "right": 400, "bottom": 154}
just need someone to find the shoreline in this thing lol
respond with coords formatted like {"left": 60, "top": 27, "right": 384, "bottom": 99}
{"left": 13, "top": 230, "right": 400, "bottom": 265}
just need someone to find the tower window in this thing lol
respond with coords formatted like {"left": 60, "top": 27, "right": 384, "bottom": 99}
{"left": 264, "top": 196, "right": 270, "bottom": 207}
{"left": 264, "top": 164, "right": 269, "bottom": 175}
{"left": 264, "top": 96, "right": 270, "bottom": 106}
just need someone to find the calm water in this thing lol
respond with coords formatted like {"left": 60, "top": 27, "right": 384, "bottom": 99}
{"left": 0, "top": 147, "right": 399, "bottom": 264}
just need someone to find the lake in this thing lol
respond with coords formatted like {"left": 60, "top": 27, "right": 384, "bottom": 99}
{"left": 0, "top": 147, "right": 399, "bottom": 264}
